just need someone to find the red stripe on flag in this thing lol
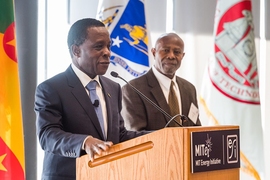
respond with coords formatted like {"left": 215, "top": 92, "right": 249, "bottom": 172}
{"left": 0, "top": 137, "right": 24, "bottom": 180}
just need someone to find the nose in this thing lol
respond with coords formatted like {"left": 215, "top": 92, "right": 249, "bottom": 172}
{"left": 167, "top": 50, "right": 175, "bottom": 59}
{"left": 103, "top": 47, "right": 111, "bottom": 59}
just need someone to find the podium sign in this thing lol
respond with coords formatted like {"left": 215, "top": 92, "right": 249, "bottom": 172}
{"left": 190, "top": 129, "right": 240, "bottom": 173}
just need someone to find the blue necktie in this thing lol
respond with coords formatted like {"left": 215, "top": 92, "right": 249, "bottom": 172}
{"left": 86, "top": 80, "right": 105, "bottom": 138}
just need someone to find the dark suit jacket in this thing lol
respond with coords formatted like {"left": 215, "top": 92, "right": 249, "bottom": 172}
{"left": 35, "top": 66, "right": 147, "bottom": 180}
{"left": 121, "top": 68, "right": 201, "bottom": 131}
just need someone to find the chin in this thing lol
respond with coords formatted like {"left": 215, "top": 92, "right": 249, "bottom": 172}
{"left": 98, "top": 70, "right": 108, "bottom": 75}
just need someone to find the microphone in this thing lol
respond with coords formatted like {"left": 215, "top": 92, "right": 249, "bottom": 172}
{"left": 111, "top": 71, "right": 186, "bottom": 127}
{"left": 93, "top": 100, "right": 99, "bottom": 107}
{"left": 164, "top": 114, "right": 193, "bottom": 127}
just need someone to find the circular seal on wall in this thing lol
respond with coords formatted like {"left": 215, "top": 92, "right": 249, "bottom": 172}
{"left": 209, "top": 1, "right": 260, "bottom": 104}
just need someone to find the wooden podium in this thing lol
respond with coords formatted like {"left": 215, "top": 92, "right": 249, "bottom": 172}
{"left": 76, "top": 126, "right": 240, "bottom": 180}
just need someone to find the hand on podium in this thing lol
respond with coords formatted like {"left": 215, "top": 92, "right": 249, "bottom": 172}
{"left": 84, "top": 136, "right": 113, "bottom": 162}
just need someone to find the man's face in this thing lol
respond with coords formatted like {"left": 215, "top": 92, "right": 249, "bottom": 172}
{"left": 72, "top": 26, "right": 111, "bottom": 79}
{"left": 152, "top": 35, "right": 185, "bottom": 79}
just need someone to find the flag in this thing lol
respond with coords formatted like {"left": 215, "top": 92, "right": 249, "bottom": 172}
{"left": 0, "top": 0, "right": 25, "bottom": 179}
{"left": 200, "top": 0, "right": 264, "bottom": 179}
{"left": 97, "top": 0, "right": 150, "bottom": 84}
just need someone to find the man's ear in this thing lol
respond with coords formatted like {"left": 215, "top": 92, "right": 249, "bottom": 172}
{"left": 71, "top": 45, "right": 80, "bottom": 57}
{"left": 151, "top": 48, "right": 156, "bottom": 57}
{"left": 182, "top": 52, "right": 186, "bottom": 58}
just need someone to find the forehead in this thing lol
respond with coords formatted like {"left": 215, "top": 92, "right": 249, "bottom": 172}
{"left": 86, "top": 27, "right": 110, "bottom": 42}
{"left": 156, "top": 35, "right": 184, "bottom": 49}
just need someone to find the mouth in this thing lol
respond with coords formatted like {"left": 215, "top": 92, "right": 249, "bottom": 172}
{"left": 164, "top": 62, "right": 176, "bottom": 66}
{"left": 99, "top": 61, "right": 110, "bottom": 65}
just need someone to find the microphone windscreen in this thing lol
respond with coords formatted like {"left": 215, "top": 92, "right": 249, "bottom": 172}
{"left": 110, "top": 71, "right": 118, "bottom": 78}
{"left": 93, "top": 100, "right": 99, "bottom": 107}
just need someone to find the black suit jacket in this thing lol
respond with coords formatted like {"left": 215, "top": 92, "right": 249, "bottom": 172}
{"left": 35, "top": 66, "right": 147, "bottom": 180}
{"left": 121, "top": 68, "right": 201, "bottom": 131}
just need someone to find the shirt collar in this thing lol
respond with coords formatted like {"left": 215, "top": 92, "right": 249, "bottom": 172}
{"left": 71, "top": 63, "right": 102, "bottom": 88}
{"left": 152, "top": 66, "right": 177, "bottom": 89}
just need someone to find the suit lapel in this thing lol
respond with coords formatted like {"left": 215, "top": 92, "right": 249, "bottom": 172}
{"left": 176, "top": 77, "right": 189, "bottom": 116}
{"left": 65, "top": 66, "right": 105, "bottom": 139}
{"left": 146, "top": 69, "right": 171, "bottom": 122}
{"left": 99, "top": 76, "right": 113, "bottom": 140}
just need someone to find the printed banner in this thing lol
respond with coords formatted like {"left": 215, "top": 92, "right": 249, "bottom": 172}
{"left": 200, "top": 0, "right": 264, "bottom": 179}
{"left": 97, "top": 0, "right": 150, "bottom": 84}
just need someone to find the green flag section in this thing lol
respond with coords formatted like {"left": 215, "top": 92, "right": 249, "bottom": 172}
{"left": 0, "top": 0, "right": 25, "bottom": 179}
{"left": 0, "top": 0, "right": 14, "bottom": 33}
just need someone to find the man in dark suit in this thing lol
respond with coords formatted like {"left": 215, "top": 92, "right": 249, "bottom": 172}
{"left": 121, "top": 33, "right": 201, "bottom": 131}
{"left": 35, "top": 18, "right": 148, "bottom": 180}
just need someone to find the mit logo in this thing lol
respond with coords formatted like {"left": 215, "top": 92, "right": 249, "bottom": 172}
{"left": 227, "top": 135, "right": 238, "bottom": 163}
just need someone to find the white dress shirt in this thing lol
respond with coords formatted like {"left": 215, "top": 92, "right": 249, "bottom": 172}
{"left": 152, "top": 66, "right": 182, "bottom": 114}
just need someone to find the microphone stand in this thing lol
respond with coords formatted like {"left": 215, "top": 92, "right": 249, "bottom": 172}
{"left": 164, "top": 114, "right": 185, "bottom": 128}
{"left": 111, "top": 71, "right": 184, "bottom": 127}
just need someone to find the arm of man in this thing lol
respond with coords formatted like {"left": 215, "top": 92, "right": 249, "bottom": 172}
{"left": 35, "top": 81, "right": 113, "bottom": 159}
{"left": 121, "top": 84, "right": 148, "bottom": 131}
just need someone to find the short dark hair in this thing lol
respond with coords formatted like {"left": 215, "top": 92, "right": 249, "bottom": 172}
{"left": 67, "top": 18, "right": 105, "bottom": 52}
